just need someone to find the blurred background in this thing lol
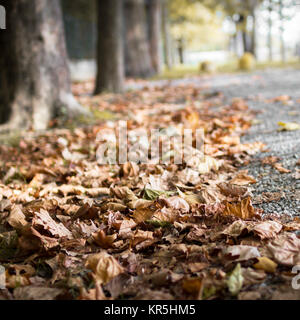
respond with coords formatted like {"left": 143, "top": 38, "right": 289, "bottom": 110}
{"left": 61, "top": 0, "right": 300, "bottom": 81}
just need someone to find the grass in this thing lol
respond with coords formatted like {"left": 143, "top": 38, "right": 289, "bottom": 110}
{"left": 0, "top": 131, "right": 22, "bottom": 147}
{"left": 151, "top": 59, "right": 300, "bottom": 81}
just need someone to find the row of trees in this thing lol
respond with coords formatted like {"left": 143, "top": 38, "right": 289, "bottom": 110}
{"left": 205, "top": 0, "right": 299, "bottom": 61}
{"left": 96, "top": 0, "right": 168, "bottom": 94}
{"left": 0, "top": 0, "right": 169, "bottom": 131}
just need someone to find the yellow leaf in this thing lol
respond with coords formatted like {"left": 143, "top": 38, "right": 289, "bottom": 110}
{"left": 182, "top": 278, "right": 203, "bottom": 294}
{"left": 253, "top": 257, "right": 277, "bottom": 273}
{"left": 278, "top": 122, "right": 300, "bottom": 131}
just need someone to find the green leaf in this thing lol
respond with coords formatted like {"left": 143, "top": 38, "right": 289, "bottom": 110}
{"left": 143, "top": 188, "right": 165, "bottom": 200}
{"left": 227, "top": 263, "right": 243, "bottom": 296}
{"left": 146, "top": 220, "right": 172, "bottom": 228}
{"left": 143, "top": 188, "right": 174, "bottom": 201}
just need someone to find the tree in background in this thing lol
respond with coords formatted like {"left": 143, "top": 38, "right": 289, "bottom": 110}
{"left": 162, "top": 0, "right": 173, "bottom": 69}
{"left": 124, "top": 0, "right": 155, "bottom": 78}
{"left": 169, "top": 0, "right": 225, "bottom": 63}
{"left": 147, "top": 0, "right": 163, "bottom": 73}
{"left": 204, "top": 0, "right": 262, "bottom": 57}
{"left": 276, "top": 0, "right": 298, "bottom": 63}
{"left": 0, "top": 0, "right": 86, "bottom": 131}
{"left": 94, "top": 0, "right": 124, "bottom": 94}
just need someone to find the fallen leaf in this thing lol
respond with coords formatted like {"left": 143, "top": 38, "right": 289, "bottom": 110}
{"left": 278, "top": 121, "right": 300, "bottom": 131}
{"left": 224, "top": 245, "right": 260, "bottom": 262}
{"left": 267, "top": 233, "right": 300, "bottom": 266}
{"left": 92, "top": 230, "right": 117, "bottom": 249}
{"left": 230, "top": 172, "right": 257, "bottom": 185}
{"left": 85, "top": 252, "right": 124, "bottom": 285}
{"left": 223, "top": 197, "right": 257, "bottom": 219}
{"left": 253, "top": 257, "right": 277, "bottom": 273}
{"left": 273, "top": 163, "right": 291, "bottom": 173}
{"left": 32, "top": 209, "right": 73, "bottom": 239}
{"left": 227, "top": 263, "right": 243, "bottom": 296}
{"left": 7, "top": 205, "right": 28, "bottom": 230}
{"left": 252, "top": 221, "right": 282, "bottom": 239}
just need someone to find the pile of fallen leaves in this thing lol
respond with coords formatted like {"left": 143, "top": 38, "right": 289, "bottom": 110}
{"left": 0, "top": 83, "right": 299, "bottom": 300}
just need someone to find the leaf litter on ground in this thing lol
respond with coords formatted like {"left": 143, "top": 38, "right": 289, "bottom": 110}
{"left": 0, "top": 81, "right": 298, "bottom": 300}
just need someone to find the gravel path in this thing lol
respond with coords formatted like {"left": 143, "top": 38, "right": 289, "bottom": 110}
{"left": 137, "top": 68, "right": 300, "bottom": 217}
{"left": 201, "top": 68, "right": 300, "bottom": 217}
{"left": 202, "top": 68, "right": 300, "bottom": 217}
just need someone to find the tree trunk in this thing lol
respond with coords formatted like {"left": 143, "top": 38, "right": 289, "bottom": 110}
{"left": 124, "top": 0, "right": 154, "bottom": 78}
{"left": 242, "top": 30, "right": 249, "bottom": 53}
{"left": 0, "top": 0, "right": 85, "bottom": 131}
{"left": 94, "top": 0, "right": 124, "bottom": 94}
{"left": 177, "top": 38, "right": 184, "bottom": 64}
{"left": 249, "top": 12, "right": 257, "bottom": 57}
{"left": 268, "top": 1, "right": 273, "bottom": 61}
{"left": 279, "top": 0, "right": 286, "bottom": 63}
{"left": 147, "top": 0, "right": 162, "bottom": 74}
{"left": 162, "top": 0, "right": 172, "bottom": 69}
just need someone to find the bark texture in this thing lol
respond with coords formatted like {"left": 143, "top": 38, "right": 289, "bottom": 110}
{"left": 124, "top": 0, "right": 154, "bottom": 78}
{"left": 147, "top": 0, "right": 162, "bottom": 74}
{"left": 162, "top": 0, "right": 172, "bottom": 69}
{"left": 0, "top": 0, "right": 84, "bottom": 131}
{"left": 94, "top": 0, "right": 124, "bottom": 94}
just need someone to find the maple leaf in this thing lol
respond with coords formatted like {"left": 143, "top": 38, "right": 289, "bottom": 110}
{"left": 92, "top": 230, "right": 117, "bottom": 249}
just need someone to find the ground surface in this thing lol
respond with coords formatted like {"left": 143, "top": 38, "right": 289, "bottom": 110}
{"left": 139, "top": 68, "right": 300, "bottom": 217}
{"left": 1, "top": 68, "right": 300, "bottom": 300}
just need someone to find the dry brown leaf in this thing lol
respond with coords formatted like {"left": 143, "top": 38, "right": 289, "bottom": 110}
{"left": 85, "top": 252, "right": 124, "bottom": 285}
{"left": 223, "top": 197, "right": 257, "bottom": 219}
{"left": 158, "top": 196, "right": 190, "bottom": 212}
{"left": 272, "top": 163, "right": 291, "bottom": 173}
{"left": 152, "top": 207, "right": 178, "bottom": 223}
{"left": 242, "top": 267, "right": 266, "bottom": 286}
{"left": 131, "top": 230, "right": 154, "bottom": 247}
{"left": 224, "top": 245, "right": 260, "bottom": 262}
{"left": 252, "top": 221, "right": 282, "bottom": 239}
{"left": 217, "top": 182, "right": 248, "bottom": 198}
{"left": 7, "top": 205, "right": 28, "bottom": 230}
{"left": 222, "top": 220, "right": 252, "bottom": 238}
{"left": 261, "top": 156, "right": 281, "bottom": 165}
{"left": 230, "top": 172, "right": 257, "bottom": 185}
{"left": 32, "top": 209, "right": 73, "bottom": 239}
{"left": 267, "top": 233, "right": 300, "bottom": 266}
{"left": 92, "top": 230, "right": 117, "bottom": 249}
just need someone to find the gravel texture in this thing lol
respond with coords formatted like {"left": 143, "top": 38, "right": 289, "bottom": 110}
{"left": 200, "top": 68, "right": 300, "bottom": 217}
{"left": 138, "top": 68, "right": 300, "bottom": 217}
